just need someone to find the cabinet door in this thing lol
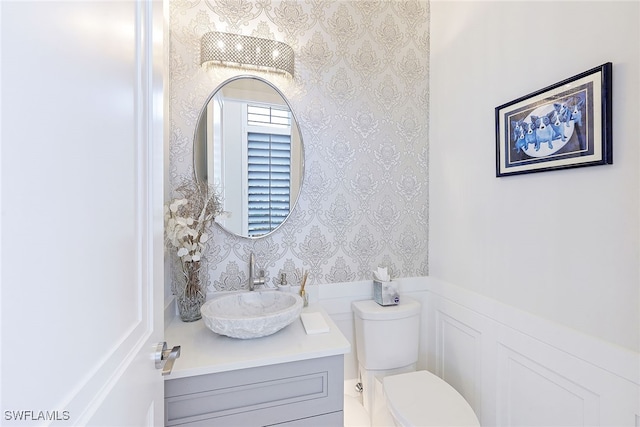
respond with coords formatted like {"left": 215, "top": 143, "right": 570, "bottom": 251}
{"left": 165, "top": 356, "right": 344, "bottom": 426}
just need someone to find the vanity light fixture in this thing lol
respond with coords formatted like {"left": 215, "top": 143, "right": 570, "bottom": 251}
{"left": 200, "top": 32, "right": 294, "bottom": 77}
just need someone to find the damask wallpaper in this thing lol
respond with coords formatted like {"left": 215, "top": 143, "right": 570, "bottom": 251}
{"left": 168, "top": 0, "right": 430, "bottom": 292}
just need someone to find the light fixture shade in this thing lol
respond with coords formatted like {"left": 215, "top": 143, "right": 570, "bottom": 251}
{"left": 200, "top": 32, "right": 294, "bottom": 77}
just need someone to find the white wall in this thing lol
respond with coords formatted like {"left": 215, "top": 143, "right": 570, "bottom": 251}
{"left": 429, "top": 1, "right": 640, "bottom": 352}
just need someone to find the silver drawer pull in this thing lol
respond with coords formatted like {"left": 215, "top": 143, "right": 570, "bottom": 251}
{"left": 155, "top": 342, "right": 181, "bottom": 376}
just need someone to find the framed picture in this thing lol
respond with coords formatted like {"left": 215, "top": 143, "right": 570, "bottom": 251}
{"left": 495, "top": 62, "right": 612, "bottom": 177}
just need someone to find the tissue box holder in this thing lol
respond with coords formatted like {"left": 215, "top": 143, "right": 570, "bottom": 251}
{"left": 373, "top": 280, "right": 399, "bottom": 306}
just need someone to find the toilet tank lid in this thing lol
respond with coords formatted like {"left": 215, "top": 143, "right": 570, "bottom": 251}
{"left": 352, "top": 297, "right": 420, "bottom": 320}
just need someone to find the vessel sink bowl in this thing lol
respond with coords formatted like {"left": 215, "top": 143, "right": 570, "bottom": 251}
{"left": 201, "top": 291, "right": 304, "bottom": 339}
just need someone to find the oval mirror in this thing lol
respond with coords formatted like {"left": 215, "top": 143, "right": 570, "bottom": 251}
{"left": 193, "top": 76, "right": 304, "bottom": 238}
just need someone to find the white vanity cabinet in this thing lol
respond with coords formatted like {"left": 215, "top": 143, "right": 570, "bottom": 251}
{"left": 163, "top": 306, "right": 350, "bottom": 427}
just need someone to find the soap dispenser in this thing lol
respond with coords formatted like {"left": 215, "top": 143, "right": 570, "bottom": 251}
{"left": 278, "top": 273, "right": 290, "bottom": 292}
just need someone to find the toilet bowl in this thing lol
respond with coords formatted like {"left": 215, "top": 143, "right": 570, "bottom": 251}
{"left": 384, "top": 370, "right": 480, "bottom": 427}
{"left": 352, "top": 298, "right": 480, "bottom": 427}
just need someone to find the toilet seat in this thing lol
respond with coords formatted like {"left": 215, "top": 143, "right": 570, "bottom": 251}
{"left": 383, "top": 370, "right": 480, "bottom": 427}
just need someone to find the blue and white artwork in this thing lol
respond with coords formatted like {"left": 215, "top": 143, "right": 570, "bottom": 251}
{"left": 496, "top": 62, "right": 611, "bottom": 177}
{"left": 507, "top": 90, "right": 589, "bottom": 163}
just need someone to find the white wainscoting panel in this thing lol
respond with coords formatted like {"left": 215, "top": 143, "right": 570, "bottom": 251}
{"left": 435, "top": 309, "right": 483, "bottom": 415}
{"left": 497, "top": 343, "right": 599, "bottom": 427}
{"left": 427, "top": 276, "right": 639, "bottom": 427}
{"left": 318, "top": 277, "right": 639, "bottom": 427}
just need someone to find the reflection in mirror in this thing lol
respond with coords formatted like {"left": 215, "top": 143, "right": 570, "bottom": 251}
{"left": 194, "top": 76, "right": 304, "bottom": 239}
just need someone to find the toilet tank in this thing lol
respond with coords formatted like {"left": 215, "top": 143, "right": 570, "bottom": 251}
{"left": 352, "top": 297, "right": 421, "bottom": 370}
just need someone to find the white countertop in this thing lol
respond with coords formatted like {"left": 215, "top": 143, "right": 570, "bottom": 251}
{"left": 164, "top": 304, "right": 351, "bottom": 379}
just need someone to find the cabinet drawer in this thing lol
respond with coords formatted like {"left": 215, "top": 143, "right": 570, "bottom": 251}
{"left": 165, "top": 355, "right": 343, "bottom": 426}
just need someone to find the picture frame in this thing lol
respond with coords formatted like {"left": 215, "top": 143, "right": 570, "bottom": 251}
{"left": 495, "top": 62, "right": 612, "bottom": 177}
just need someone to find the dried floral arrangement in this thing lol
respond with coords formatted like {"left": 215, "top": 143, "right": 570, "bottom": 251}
{"left": 165, "top": 178, "right": 224, "bottom": 304}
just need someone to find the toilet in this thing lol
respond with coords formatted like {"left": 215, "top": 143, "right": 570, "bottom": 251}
{"left": 352, "top": 297, "right": 480, "bottom": 427}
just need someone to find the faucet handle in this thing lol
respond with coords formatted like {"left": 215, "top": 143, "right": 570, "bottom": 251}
{"left": 255, "top": 269, "right": 266, "bottom": 284}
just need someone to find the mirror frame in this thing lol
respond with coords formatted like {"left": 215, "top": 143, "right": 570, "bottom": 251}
{"left": 193, "top": 75, "right": 305, "bottom": 239}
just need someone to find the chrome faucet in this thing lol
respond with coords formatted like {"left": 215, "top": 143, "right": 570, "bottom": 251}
{"left": 248, "top": 252, "right": 265, "bottom": 291}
